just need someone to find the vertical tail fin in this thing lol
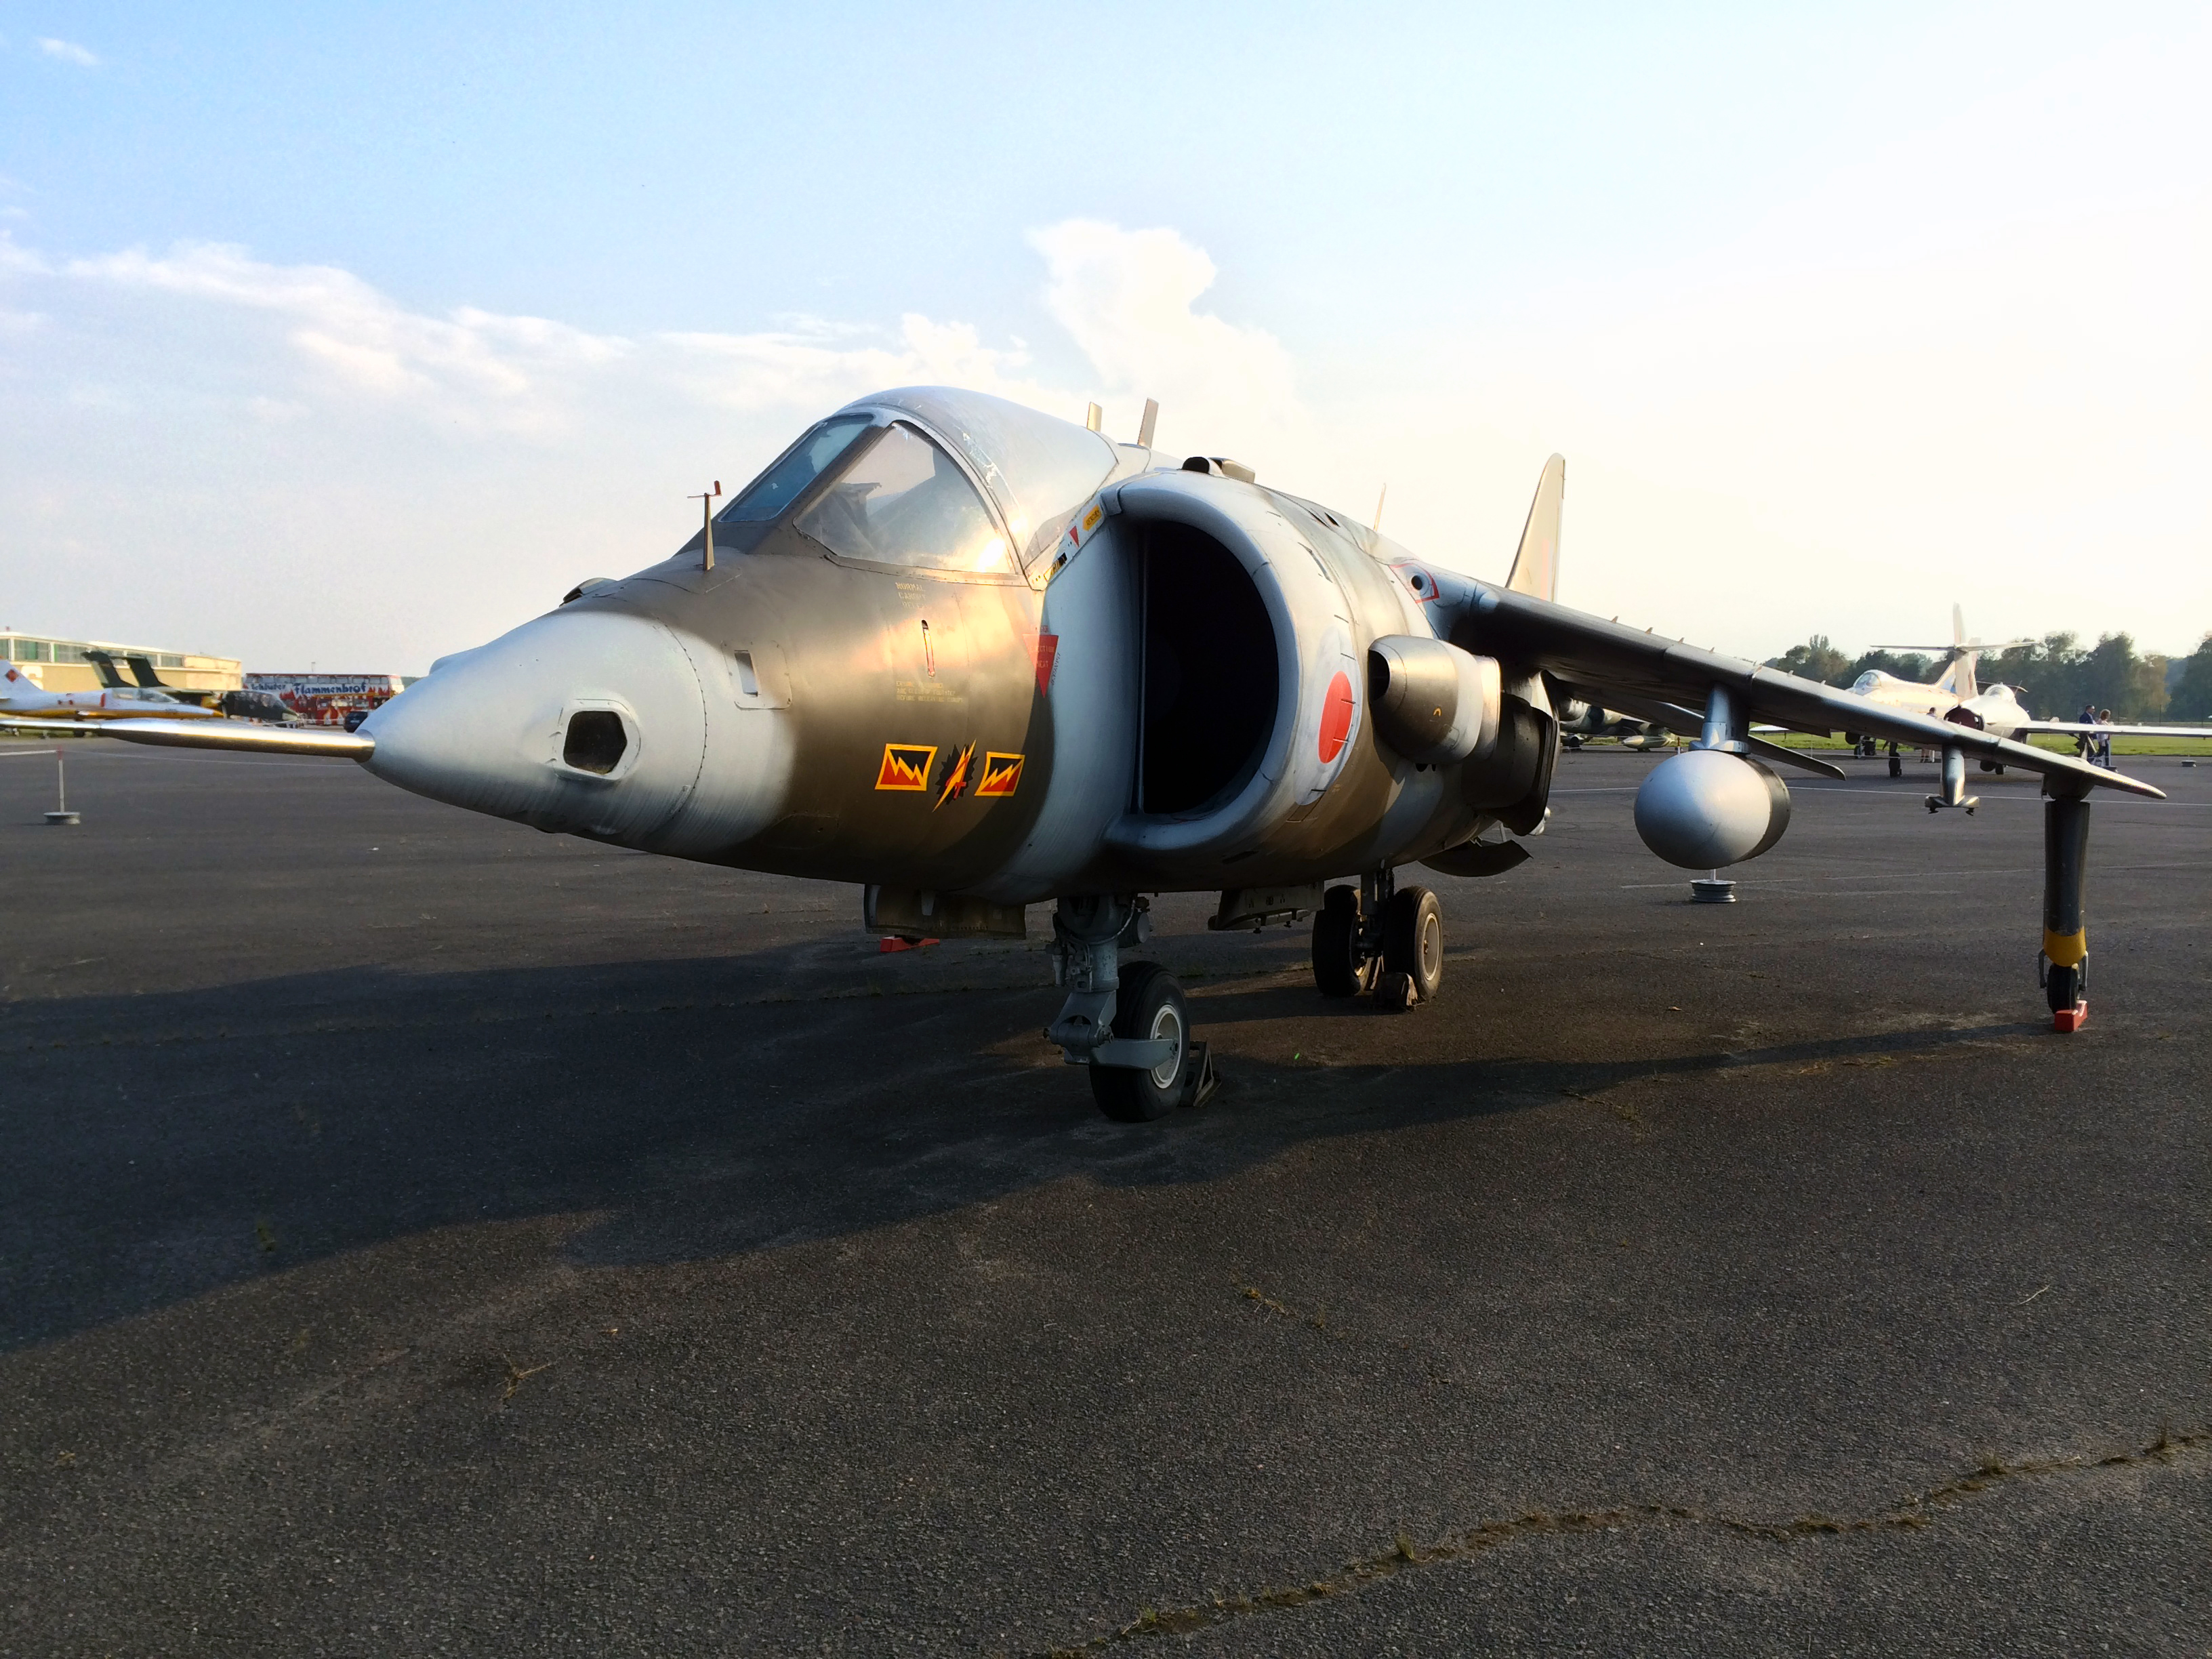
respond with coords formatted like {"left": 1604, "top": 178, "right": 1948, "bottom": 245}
{"left": 1506, "top": 455, "right": 1565, "bottom": 602}
{"left": 1936, "top": 604, "right": 1981, "bottom": 698}
{"left": 83, "top": 649, "right": 131, "bottom": 689}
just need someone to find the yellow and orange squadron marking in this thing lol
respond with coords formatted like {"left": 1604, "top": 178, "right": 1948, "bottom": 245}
{"left": 875, "top": 743, "right": 936, "bottom": 792}
{"left": 976, "top": 751, "right": 1024, "bottom": 798}
{"left": 933, "top": 742, "right": 975, "bottom": 809}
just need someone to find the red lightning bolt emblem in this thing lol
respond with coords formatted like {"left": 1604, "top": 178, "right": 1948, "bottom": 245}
{"left": 934, "top": 742, "right": 974, "bottom": 808}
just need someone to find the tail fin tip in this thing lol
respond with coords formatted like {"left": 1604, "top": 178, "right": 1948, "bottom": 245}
{"left": 1507, "top": 454, "right": 1565, "bottom": 602}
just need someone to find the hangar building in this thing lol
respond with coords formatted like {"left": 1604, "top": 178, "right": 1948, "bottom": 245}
{"left": 2, "top": 631, "right": 243, "bottom": 695}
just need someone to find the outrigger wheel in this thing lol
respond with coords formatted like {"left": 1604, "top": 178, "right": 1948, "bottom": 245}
{"left": 1090, "top": 962, "right": 1214, "bottom": 1121}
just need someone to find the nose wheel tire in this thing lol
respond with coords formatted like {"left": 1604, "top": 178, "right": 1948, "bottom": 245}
{"left": 1090, "top": 962, "right": 1191, "bottom": 1122}
{"left": 1311, "top": 886, "right": 1370, "bottom": 998}
{"left": 1382, "top": 885, "right": 1445, "bottom": 1002}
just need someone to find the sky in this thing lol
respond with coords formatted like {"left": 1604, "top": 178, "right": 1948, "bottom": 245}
{"left": 1, "top": 1, "right": 2207, "bottom": 674}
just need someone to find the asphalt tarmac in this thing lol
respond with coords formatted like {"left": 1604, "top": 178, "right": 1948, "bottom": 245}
{"left": 3, "top": 739, "right": 2207, "bottom": 1657}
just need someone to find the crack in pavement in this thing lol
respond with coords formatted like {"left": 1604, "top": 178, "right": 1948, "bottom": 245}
{"left": 1025, "top": 1425, "right": 2207, "bottom": 1656}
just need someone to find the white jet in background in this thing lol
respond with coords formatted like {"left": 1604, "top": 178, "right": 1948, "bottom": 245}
{"left": 0, "top": 663, "right": 221, "bottom": 722}
{"left": 1851, "top": 606, "right": 2212, "bottom": 750}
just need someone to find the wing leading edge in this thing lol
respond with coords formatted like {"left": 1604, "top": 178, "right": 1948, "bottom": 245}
{"left": 2010, "top": 720, "right": 2212, "bottom": 741}
{"left": 1425, "top": 576, "right": 2165, "bottom": 800}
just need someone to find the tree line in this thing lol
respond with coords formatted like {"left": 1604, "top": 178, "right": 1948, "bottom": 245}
{"left": 1764, "top": 632, "right": 2212, "bottom": 722}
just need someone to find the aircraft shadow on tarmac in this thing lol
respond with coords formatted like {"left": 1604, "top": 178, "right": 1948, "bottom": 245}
{"left": 1, "top": 939, "right": 2047, "bottom": 1353}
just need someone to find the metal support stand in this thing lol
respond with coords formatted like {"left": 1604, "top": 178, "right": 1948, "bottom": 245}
{"left": 1044, "top": 895, "right": 1151, "bottom": 1065}
{"left": 2039, "top": 791, "right": 2091, "bottom": 1032}
{"left": 1690, "top": 872, "right": 1736, "bottom": 903}
{"left": 44, "top": 747, "right": 78, "bottom": 825}
{"left": 1926, "top": 743, "right": 1978, "bottom": 813}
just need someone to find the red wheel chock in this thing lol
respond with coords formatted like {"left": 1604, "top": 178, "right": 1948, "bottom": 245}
{"left": 878, "top": 935, "right": 941, "bottom": 954}
{"left": 2052, "top": 1000, "right": 2088, "bottom": 1033}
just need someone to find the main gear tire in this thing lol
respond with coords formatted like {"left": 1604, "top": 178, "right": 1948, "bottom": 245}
{"left": 1311, "top": 886, "right": 1366, "bottom": 998}
{"left": 1090, "top": 962, "right": 1190, "bottom": 1122}
{"left": 1382, "top": 885, "right": 1444, "bottom": 1003}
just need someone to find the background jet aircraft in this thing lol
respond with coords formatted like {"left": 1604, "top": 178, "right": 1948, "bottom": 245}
{"left": 96, "top": 388, "right": 2156, "bottom": 1113}
{"left": 76, "top": 650, "right": 297, "bottom": 724}
{"left": 1849, "top": 606, "right": 2211, "bottom": 780}
{"left": 1, "top": 661, "right": 220, "bottom": 725}
{"left": 1558, "top": 701, "right": 1678, "bottom": 750}
{"left": 83, "top": 649, "right": 219, "bottom": 708}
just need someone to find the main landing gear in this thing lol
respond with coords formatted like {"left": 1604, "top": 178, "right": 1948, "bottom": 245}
{"left": 1311, "top": 866, "right": 1443, "bottom": 1010}
{"left": 1045, "top": 895, "right": 1219, "bottom": 1122}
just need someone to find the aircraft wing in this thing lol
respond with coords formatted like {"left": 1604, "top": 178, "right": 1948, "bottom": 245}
{"left": 1440, "top": 578, "right": 2165, "bottom": 800}
{"left": 0, "top": 716, "right": 91, "bottom": 736}
{"left": 2009, "top": 720, "right": 2212, "bottom": 740}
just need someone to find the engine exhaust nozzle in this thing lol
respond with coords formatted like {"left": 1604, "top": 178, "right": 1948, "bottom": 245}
{"left": 1367, "top": 636, "right": 1500, "bottom": 764}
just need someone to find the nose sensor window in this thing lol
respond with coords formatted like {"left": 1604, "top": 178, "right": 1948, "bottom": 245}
{"left": 562, "top": 710, "right": 628, "bottom": 775}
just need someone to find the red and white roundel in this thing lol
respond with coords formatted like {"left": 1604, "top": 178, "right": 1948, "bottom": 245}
{"left": 1317, "top": 671, "right": 1355, "bottom": 764}
{"left": 1292, "top": 624, "right": 1361, "bottom": 805}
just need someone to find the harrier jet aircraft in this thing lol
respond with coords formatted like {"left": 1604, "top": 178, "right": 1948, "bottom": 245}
{"left": 83, "top": 388, "right": 2157, "bottom": 1113}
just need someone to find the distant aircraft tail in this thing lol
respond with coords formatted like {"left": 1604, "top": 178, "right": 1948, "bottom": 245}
{"left": 1505, "top": 455, "right": 1565, "bottom": 602}
{"left": 83, "top": 649, "right": 132, "bottom": 690}
{"left": 1935, "top": 603, "right": 1980, "bottom": 699}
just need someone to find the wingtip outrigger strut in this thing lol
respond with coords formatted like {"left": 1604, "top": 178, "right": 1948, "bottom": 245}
{"left": 2041, "top": 780, "right": 2092, "bottom": 1033}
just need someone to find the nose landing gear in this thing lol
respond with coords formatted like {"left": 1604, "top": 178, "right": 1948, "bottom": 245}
{"left": 1311, "top": 867, "right": 1443, "bottom": 1009}
{"left": 1047, "top": 895, "right": 1218, "bottom": 1121}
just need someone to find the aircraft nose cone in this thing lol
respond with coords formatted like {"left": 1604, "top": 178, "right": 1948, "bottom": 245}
{"left": 362, "top": 609, "right": 708, "bottom": 842}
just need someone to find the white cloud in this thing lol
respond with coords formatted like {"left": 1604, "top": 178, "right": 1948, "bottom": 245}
{"left": 1029, "top": 220, "right": 1301, "bottom": 459}
{"left": 2, "top": 193, "right": 2205, "bottom": 674}
{"left": 0, "top": 221, "right": 1296, "bottom": 668}
{"left": 48, "top": 228, "right": 1286, "bottom": 449}
{"left": 66, "top": 244, "right": 625, "bottom": 424}
{"left": 35, "top": 37, "right": 99, "bottom": 67}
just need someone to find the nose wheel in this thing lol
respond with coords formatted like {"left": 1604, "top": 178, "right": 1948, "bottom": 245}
{"left": 1311, "top": 869, "right": 1443, "bottom": 1009}
{"left": 1047, "top": 897, "right": 1218, "bottom": 1122}
{"left": 1088, "top": 962, "right": 1217, "bottom": 1121}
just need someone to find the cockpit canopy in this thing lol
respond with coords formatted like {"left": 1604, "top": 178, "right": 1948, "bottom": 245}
{"left": 1851, "top": 670, "right": 1895, "bottom": 693}
{"left": 715, "top": 386, "right": 1121, "bottom": 577}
